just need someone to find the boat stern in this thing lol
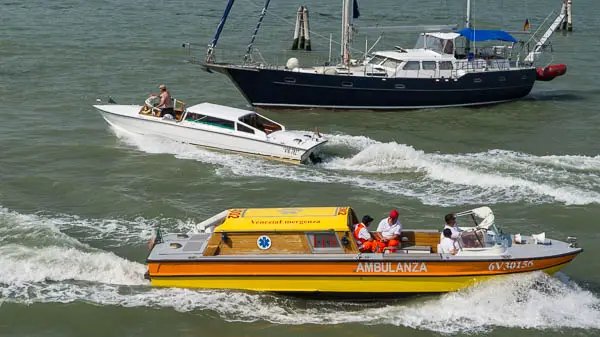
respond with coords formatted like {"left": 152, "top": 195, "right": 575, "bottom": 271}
{"left": 145, "top": 230, "right": 213, "bottom": 284}
{"left": 268, "top": 130, "right": 328, "bottom": 163}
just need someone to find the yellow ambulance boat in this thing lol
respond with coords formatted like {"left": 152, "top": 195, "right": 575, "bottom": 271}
{"left": 145, "top": 206, "right": 582, "bottom": 296}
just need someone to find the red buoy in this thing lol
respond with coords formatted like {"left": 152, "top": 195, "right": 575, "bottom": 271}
{"left": 536, "top": 64, "right": 567, "bottom": 81}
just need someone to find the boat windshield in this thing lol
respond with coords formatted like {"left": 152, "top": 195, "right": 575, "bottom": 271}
{"left": 458, "top": 227, "right": 509, "bottom": 249}
{"left": 414, "top": 34, "right": 454, "bottom": 55}
{"left": 238, "top": 113, "right": 282, "bottom": 134}
{"left": 367, "top": 55, "right": 386, "bottom": 65}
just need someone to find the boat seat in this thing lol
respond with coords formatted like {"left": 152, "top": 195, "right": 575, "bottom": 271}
{"left": 173, "top": 98, "right": 185, "bottom": 112}
{"left": 173, "top": 98, "right": 185, "bottom": 120}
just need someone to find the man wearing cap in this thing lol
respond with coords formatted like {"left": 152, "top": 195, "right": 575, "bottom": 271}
{"left": 154, "top": 84, "right": 174, "bottom": 117}
{"left": 374, "top": 209, "right": 402, "bottom": 253}
{"left": 353, "top": 215, "right": 377, "bottom": 253}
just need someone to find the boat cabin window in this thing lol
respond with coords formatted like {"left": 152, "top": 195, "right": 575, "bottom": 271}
{"left": 368, "top": 55, "right": 386, "bottom": 65}
{"left": 422, "top": 61, "right": 436, "bottom": 70}
{"left": 415, "top": 34, "right": 447, "bottom": 54}
{"left": 414, "top": 35, "right": 425, "bottom": 49}
{"left": 186, "top": 113, "right": 235, "bottom": 130}
{"left": 306, "top": 232, "right": 344, "bottom": 253}
{"left": 426, "top": 37, "right": 445, "bottom": 54}
{"left": 236, "top": 123, "right": 255, "bottom": 134}
{"left": 439, "top": 61, "right": 454, "bottom": 70}
{"left": 443, "top": 40, "right": 454, "bottom": 54}
{"left": 238, "top": 113, "right": 282, "bottom": 134}
{"left": 403, "top": 61, "right": 420, "bottom": 70}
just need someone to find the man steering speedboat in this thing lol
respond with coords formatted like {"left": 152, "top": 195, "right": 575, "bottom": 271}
{"left": 139, "top": 84, "right": 174, "bottom": 117}
{"left": 155, "top": 84, "right": 174, "bottom": 117}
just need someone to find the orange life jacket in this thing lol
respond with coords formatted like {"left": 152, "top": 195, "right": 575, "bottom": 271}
{"left": 353, "top": 223, "right": 368, "bottom": 243}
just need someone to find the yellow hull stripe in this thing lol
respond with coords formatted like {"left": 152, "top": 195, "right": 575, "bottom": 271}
{"left": 150, "top": 264, "right": 567, "bottom": 293}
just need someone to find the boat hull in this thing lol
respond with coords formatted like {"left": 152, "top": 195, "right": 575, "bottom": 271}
{"left": 147, "top": 251, "right": 579, "bottom": 294}
{"left": 207, "top": 64, "right": 537, "bottom": 110}
{"left": 95, "top": 105, "right": 324, "bottom": 164}
{"left": 149, "top": 263, "right": 567, "bottom": 294}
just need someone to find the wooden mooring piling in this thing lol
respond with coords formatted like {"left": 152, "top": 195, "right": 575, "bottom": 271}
{"left": 291, "top": 6, "right": 311, "bottom": 51}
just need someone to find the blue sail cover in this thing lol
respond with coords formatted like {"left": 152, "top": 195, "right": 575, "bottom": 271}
{"left": 456, "top": 28, "right": 517, "bottom": 43}
{"left": 353, "top": 0, "right": 360, "bottom": 19}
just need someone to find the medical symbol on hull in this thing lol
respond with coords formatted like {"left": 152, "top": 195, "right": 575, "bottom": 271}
{"left": 257, "top": 235, "right": 272, "bottom": 249}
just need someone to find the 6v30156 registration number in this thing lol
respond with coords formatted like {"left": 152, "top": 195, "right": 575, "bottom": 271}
{"left": 488, "top": 260, "right": 534, "bottom": 271}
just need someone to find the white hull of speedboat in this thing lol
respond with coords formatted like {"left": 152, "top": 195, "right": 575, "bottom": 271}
{"left": 93, "top": 104, "right": 326, "bottom": 164}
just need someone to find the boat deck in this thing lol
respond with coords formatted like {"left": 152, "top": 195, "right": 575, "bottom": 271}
{"left": 148, "top": 232, "right": 579, "bottom": 262}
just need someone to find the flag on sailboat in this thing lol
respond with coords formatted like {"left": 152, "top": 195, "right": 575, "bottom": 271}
{"left": 523, "top": 18, "right": 530, "bottom": 31}
{"left": 353, "top": 0, "right": 360, "bottom": 19}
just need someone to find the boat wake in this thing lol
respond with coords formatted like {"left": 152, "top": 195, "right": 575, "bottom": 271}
{"left": 111, "top": 127, "right": 600, "bottom": 206}
{"left": 1, "top": 206, "right": 599, "bottom": 333}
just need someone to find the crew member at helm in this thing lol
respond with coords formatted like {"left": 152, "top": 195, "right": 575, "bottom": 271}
{"left": 443, "top": 213, "right": 462, "bottom": 239}
{"left": 353, "top": 215, "right": 377, "bottom": 253}
{"left": 154, "top": 84, "right": 174, "bottom": 117}
{"left": 374, "top": 209, "right": 402, "bottom": 253}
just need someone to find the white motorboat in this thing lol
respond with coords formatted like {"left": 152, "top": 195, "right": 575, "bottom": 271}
{"left": 93, "top": 99, "right": 327, "bottom": 164}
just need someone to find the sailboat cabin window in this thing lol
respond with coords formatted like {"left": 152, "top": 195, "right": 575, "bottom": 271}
{"left": 403, "top": 61, "right": 420, "bottom": 70}
{"left": 439, "top": 61, "right": 454, "bottom": 70}
{"left": 422, "top": 61, "right": 436, "bottom": 70}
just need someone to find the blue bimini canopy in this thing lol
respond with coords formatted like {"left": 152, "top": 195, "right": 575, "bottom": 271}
{"left": 456, "top": 28, "right": 518, "bottom": 43}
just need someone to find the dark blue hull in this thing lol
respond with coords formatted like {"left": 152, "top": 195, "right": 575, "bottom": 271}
{"left": 206, "top": 64, "right": 537, "bottom": 110}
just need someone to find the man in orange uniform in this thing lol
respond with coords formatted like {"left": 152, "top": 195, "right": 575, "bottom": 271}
{"left": 353, "top": 215, "right": 377, "bottom": 252}
{"left": 374, "top": 209, "right": 402, "bottom": 252}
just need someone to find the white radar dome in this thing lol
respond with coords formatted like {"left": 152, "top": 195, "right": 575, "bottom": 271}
{"left": 286, "top": 57, "right": 299, "bottom": 69}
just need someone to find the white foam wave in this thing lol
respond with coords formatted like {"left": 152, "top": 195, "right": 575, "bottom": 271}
{"left": 323, "top": 133, "right": 380, "bottom": 151}
{"left": 1, "top": 255, "right": 599, "bottom": 334}
{"left": 111, "top": 128, "right": 600, "bottom": 206}
{"left": 0, "top": 206, "right": 198, "bottom": 248}
{"left": 0, "top": 244, "right": 146, "bottom": 285}
{"left": 385, "top": 272, "right": 600, "bottom": 333}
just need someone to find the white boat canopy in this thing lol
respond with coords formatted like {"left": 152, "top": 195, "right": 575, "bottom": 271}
{"left": 426, "top": 32, "right": 461, "bottom": 40}
{"left": 186, "top": 103, "right": 255, "bottom": 121}
{"left": 456, "top": 206, "right": 495, "bottom": 229}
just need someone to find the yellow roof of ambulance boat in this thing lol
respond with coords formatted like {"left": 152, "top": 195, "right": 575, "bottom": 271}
{"left": 215, "top": 207, "right": 356, "bottom": 232}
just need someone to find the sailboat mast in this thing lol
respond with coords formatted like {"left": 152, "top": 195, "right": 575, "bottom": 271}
{"left": 341, "top": 0, "right": 352, "bottom": 66}
{"left": 465, "top": 0, "right": 472, "bottom": 54}
{"left": 465, "top": 0, "right": 471, "bottom": 28}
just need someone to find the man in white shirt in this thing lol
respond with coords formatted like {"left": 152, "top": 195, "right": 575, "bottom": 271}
{"left": 439, "top": 228, "right": 459, "bottom": 255}
{"left": 374, "top": 209, "right": 402, "bottom": 252}
{"left": 443, "top": 213, "right": 462, "bottom": 239}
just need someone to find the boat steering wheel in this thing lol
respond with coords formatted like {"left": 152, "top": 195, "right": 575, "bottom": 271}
{"left": 144, "top": 96, "right": 161, "bottom": 116}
